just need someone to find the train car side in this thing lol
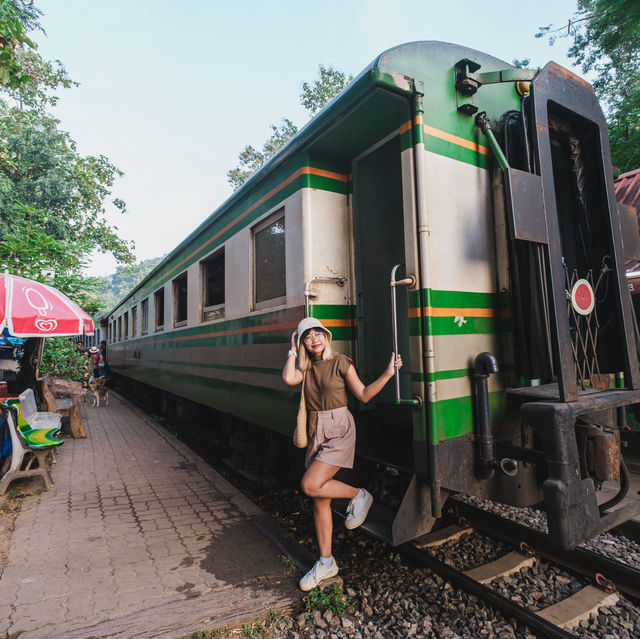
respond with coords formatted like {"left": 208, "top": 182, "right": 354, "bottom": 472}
{"left": 107, "top": 41, "right": 640, "bottom": 549}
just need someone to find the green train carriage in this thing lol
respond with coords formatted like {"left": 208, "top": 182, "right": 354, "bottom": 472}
{"left": 107, "top": 41, "right": 640, "bottom": 549}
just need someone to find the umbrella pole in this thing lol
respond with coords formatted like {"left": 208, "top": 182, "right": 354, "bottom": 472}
{"left": 34, "top": 337, "right": 44, "bottom": 379}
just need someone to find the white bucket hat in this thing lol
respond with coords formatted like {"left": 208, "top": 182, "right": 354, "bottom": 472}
{"left": 297, "top": 317, "right": 332, "bottom": 347}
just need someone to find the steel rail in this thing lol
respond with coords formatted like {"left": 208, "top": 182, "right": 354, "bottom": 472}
{"left": 449, "top": 498, "right": 640, "bottom": 601}
{"left": 399, "top": 543, "right": 577, "bottom": 639}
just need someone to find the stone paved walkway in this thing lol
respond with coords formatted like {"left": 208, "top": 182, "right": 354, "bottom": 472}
{"left": 0, "top": 394, "right": 300, "bottom": 639}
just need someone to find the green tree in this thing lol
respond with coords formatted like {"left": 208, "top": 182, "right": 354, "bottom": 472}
{"left": 40, "top": 337, "right": 87, "bottom": 382}
{"left": 0, "top": 0, "right": 134, "bottom": 312}
{"left": 227, "top": 65, "right": 353, "bottom": 190}
{"left": 227, "top": 118, "right": 298, "bottom": 190}
{"left": 0, "top": 0, "right": 38, "bottom": 90}
{"left": 537, "top": 0, "right": 640, "bottom": 173}
{"left": 0, "top": 204, "right": 103, "bottom": 314}
{"left": 93, "top": 255, "right": 166, "bottom": 312}
{"left": 300, "top": 64, "right": 353, "bottom": 116}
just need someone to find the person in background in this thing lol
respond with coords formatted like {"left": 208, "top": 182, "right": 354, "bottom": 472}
{"left": 282, "top": 317, "right": 402, "bottom": 591}
{"left": 99, "top": 340, "right": 108, "bottom": 372}
{"left": 88, "top": 346, "right": 106, "bottom": 379}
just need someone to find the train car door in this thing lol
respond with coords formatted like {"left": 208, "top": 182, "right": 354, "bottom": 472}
{"left": 352, "top": 134, "right": 413, "bottom": 434}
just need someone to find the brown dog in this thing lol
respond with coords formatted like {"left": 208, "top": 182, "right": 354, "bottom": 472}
{"left": 88, "top": 376, "right": 109, "bottom": 407}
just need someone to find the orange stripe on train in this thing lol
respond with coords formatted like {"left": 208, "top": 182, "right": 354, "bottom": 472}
{"left": 408, "top": 307, "right": 510, "bottom": 318}
{"left": 423, "top": 124, "right": 489, "bottom": 156}
{"left": 115, "top": 317, "right": 357, "bottom": 347}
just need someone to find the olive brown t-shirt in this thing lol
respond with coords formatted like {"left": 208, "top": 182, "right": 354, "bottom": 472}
{"left": 303, "top": 354, "right": 353, "bottom": 412}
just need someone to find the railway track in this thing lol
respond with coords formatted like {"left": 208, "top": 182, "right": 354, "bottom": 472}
{"left": 397, "top": 499, "right": 640, "bottom": 638}
{"left": 120, "top": 389, "right": 640, "bottom": 637}
{"left": 449, "top": 497, "right": 640, "bottom": 600}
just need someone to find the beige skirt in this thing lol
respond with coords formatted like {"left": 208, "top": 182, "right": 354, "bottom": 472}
{"left": 305, "top": 406, "right": 356, "bottom": 469}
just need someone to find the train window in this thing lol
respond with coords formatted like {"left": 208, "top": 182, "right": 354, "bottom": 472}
{"left": 253, "top": 211, "right": 285, "bottom": 309}
{"left": 141, "top": 298, "right": 149, "bottom": 335}
{"left": 173, "top": 273, "right": 188, "bottom": 327}
{"left": 201, "top": 249, "right": 225, "bottom": 322}
{"left": 123, "top": 311, "right": 129, "bottom": 340}
{"left": 131, "top": 306, "right": 138, "bottom": 338}
{"left": 117, "top": 316, "right": 122, "bottom": 341}
{"left": 154, "top": 288, "right": 165, "bottom": 331}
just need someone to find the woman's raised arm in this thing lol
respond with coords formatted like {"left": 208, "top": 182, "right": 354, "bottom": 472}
{"left": 344, "top": 353, "right": 402, "bottom": 403}
{"left": 282, "top": 331, "right": 304, "bottom": 386}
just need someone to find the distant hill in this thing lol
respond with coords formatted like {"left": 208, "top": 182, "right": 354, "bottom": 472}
{"left": 93, "top": 255, "right": 165, "bottom": 313}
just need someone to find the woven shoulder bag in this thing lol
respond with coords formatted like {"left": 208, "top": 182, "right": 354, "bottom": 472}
{"left": 293, "top": 373, "right": 308, "bottom": 448}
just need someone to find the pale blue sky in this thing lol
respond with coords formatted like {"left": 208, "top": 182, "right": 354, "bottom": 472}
{"left": 34, "top": 1, "right": 580, "bottom": 276}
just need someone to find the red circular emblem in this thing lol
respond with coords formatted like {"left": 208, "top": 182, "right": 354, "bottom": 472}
{"left": 570, "top": 279, "right": 595, "bottom": 316}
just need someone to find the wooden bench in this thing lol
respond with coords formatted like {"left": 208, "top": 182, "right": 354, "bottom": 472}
{"left": 0, "top": 401, "right": 63, "bottom": 495}
{"left": 38, "top": 375, "right": 86, "bottom": 439}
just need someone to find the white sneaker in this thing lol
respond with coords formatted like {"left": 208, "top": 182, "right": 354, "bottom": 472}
{"left": 345, "top": 489, "right": 373, "bottom": 530}
{"left": 299, "top": 558, "right": 339, "bottom": 591}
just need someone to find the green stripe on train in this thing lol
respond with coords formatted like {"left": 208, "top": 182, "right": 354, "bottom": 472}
{"left": 109, "top": 304, "right": 356, "bottom": 349}
{"left": 146, "top": 359, "right": 281, "bottom": 376}
{"left": 430, "top": 391, "right": 505, "bottom": 444}
{"left": 424, "top": 134, "right": 491, "bottom": 170}
{"left": 427, "top": 289, "right": 510, "bottom": 309}
{"left": 408, "top": 288, "right": 510, "bottom": 309}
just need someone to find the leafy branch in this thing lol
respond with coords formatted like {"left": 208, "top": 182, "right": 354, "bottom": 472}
{"left": 227, "top": 65, "right": 353, "bottom": 190}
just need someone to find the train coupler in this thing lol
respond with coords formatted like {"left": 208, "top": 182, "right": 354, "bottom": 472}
{"left": 520, "top": 389, "right": 640, "bottom": 549}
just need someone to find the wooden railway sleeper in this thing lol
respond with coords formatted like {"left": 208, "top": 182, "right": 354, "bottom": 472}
{"left": 407, "top": 526, "right": 626, "bottom": 635}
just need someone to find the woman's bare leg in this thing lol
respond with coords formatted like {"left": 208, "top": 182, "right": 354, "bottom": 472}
{"left": 301, "top": 460, "right": 359, "bottom": 500}
{"left": 301, "top": 461, "right": 359, "bottom": 558}
{"left": 313, "top": 497, "right": 333, "bottom": 557}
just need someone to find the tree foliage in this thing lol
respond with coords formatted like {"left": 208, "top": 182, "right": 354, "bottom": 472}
{"left": 227, "top": 65, "right": 353, "bottom": 190}
{"left": 40, "top": 336, "right": 88, "bottom": 383}
{"left": 0, "top": 0, "right": 39, "bottom": 89}
{"left": 0, "top": 203, "right": 100, "bottom": 309}
{"left": 537, "top": 0, "right": 640, "bottom": 173}
{"left": 0, "top": 0, "right": 134, "bottom": 315}
{"left": 93, "top": 255, "right": 166, "bottom": 312}
{"left": 300, "top": 64, "right": 353, "bottom": 116}
{"left": 227, "top": 118, "right": 298, "bottom": 190}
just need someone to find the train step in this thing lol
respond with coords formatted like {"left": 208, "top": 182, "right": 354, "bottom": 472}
{"left": 356, "top": 446, "right": 414, "bottom": 476}
{"left": 332, "top": 499, "right": 394, "bottom": 542}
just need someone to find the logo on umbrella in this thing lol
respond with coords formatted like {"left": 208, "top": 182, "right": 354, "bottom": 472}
{"left": 25, "top": 287, "right": 58, "bottom": 332}
{"left": 25, "top": 287, "right": 53, "bottom": 316}
{"left": 34, "top": 318, "right": 58, "bottom": 332}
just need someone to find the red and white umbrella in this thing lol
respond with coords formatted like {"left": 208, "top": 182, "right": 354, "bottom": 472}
{"left": 0, "top": 273, "right": 94, "bottom": 337}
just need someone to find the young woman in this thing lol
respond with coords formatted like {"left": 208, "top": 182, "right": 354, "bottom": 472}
{"left": 283, "top": 317, "right": 402, "bottom": 591}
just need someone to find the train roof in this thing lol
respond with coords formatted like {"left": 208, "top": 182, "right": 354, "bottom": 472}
{"left": 109, "top": 41, "right": 515, "bottom": 315}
